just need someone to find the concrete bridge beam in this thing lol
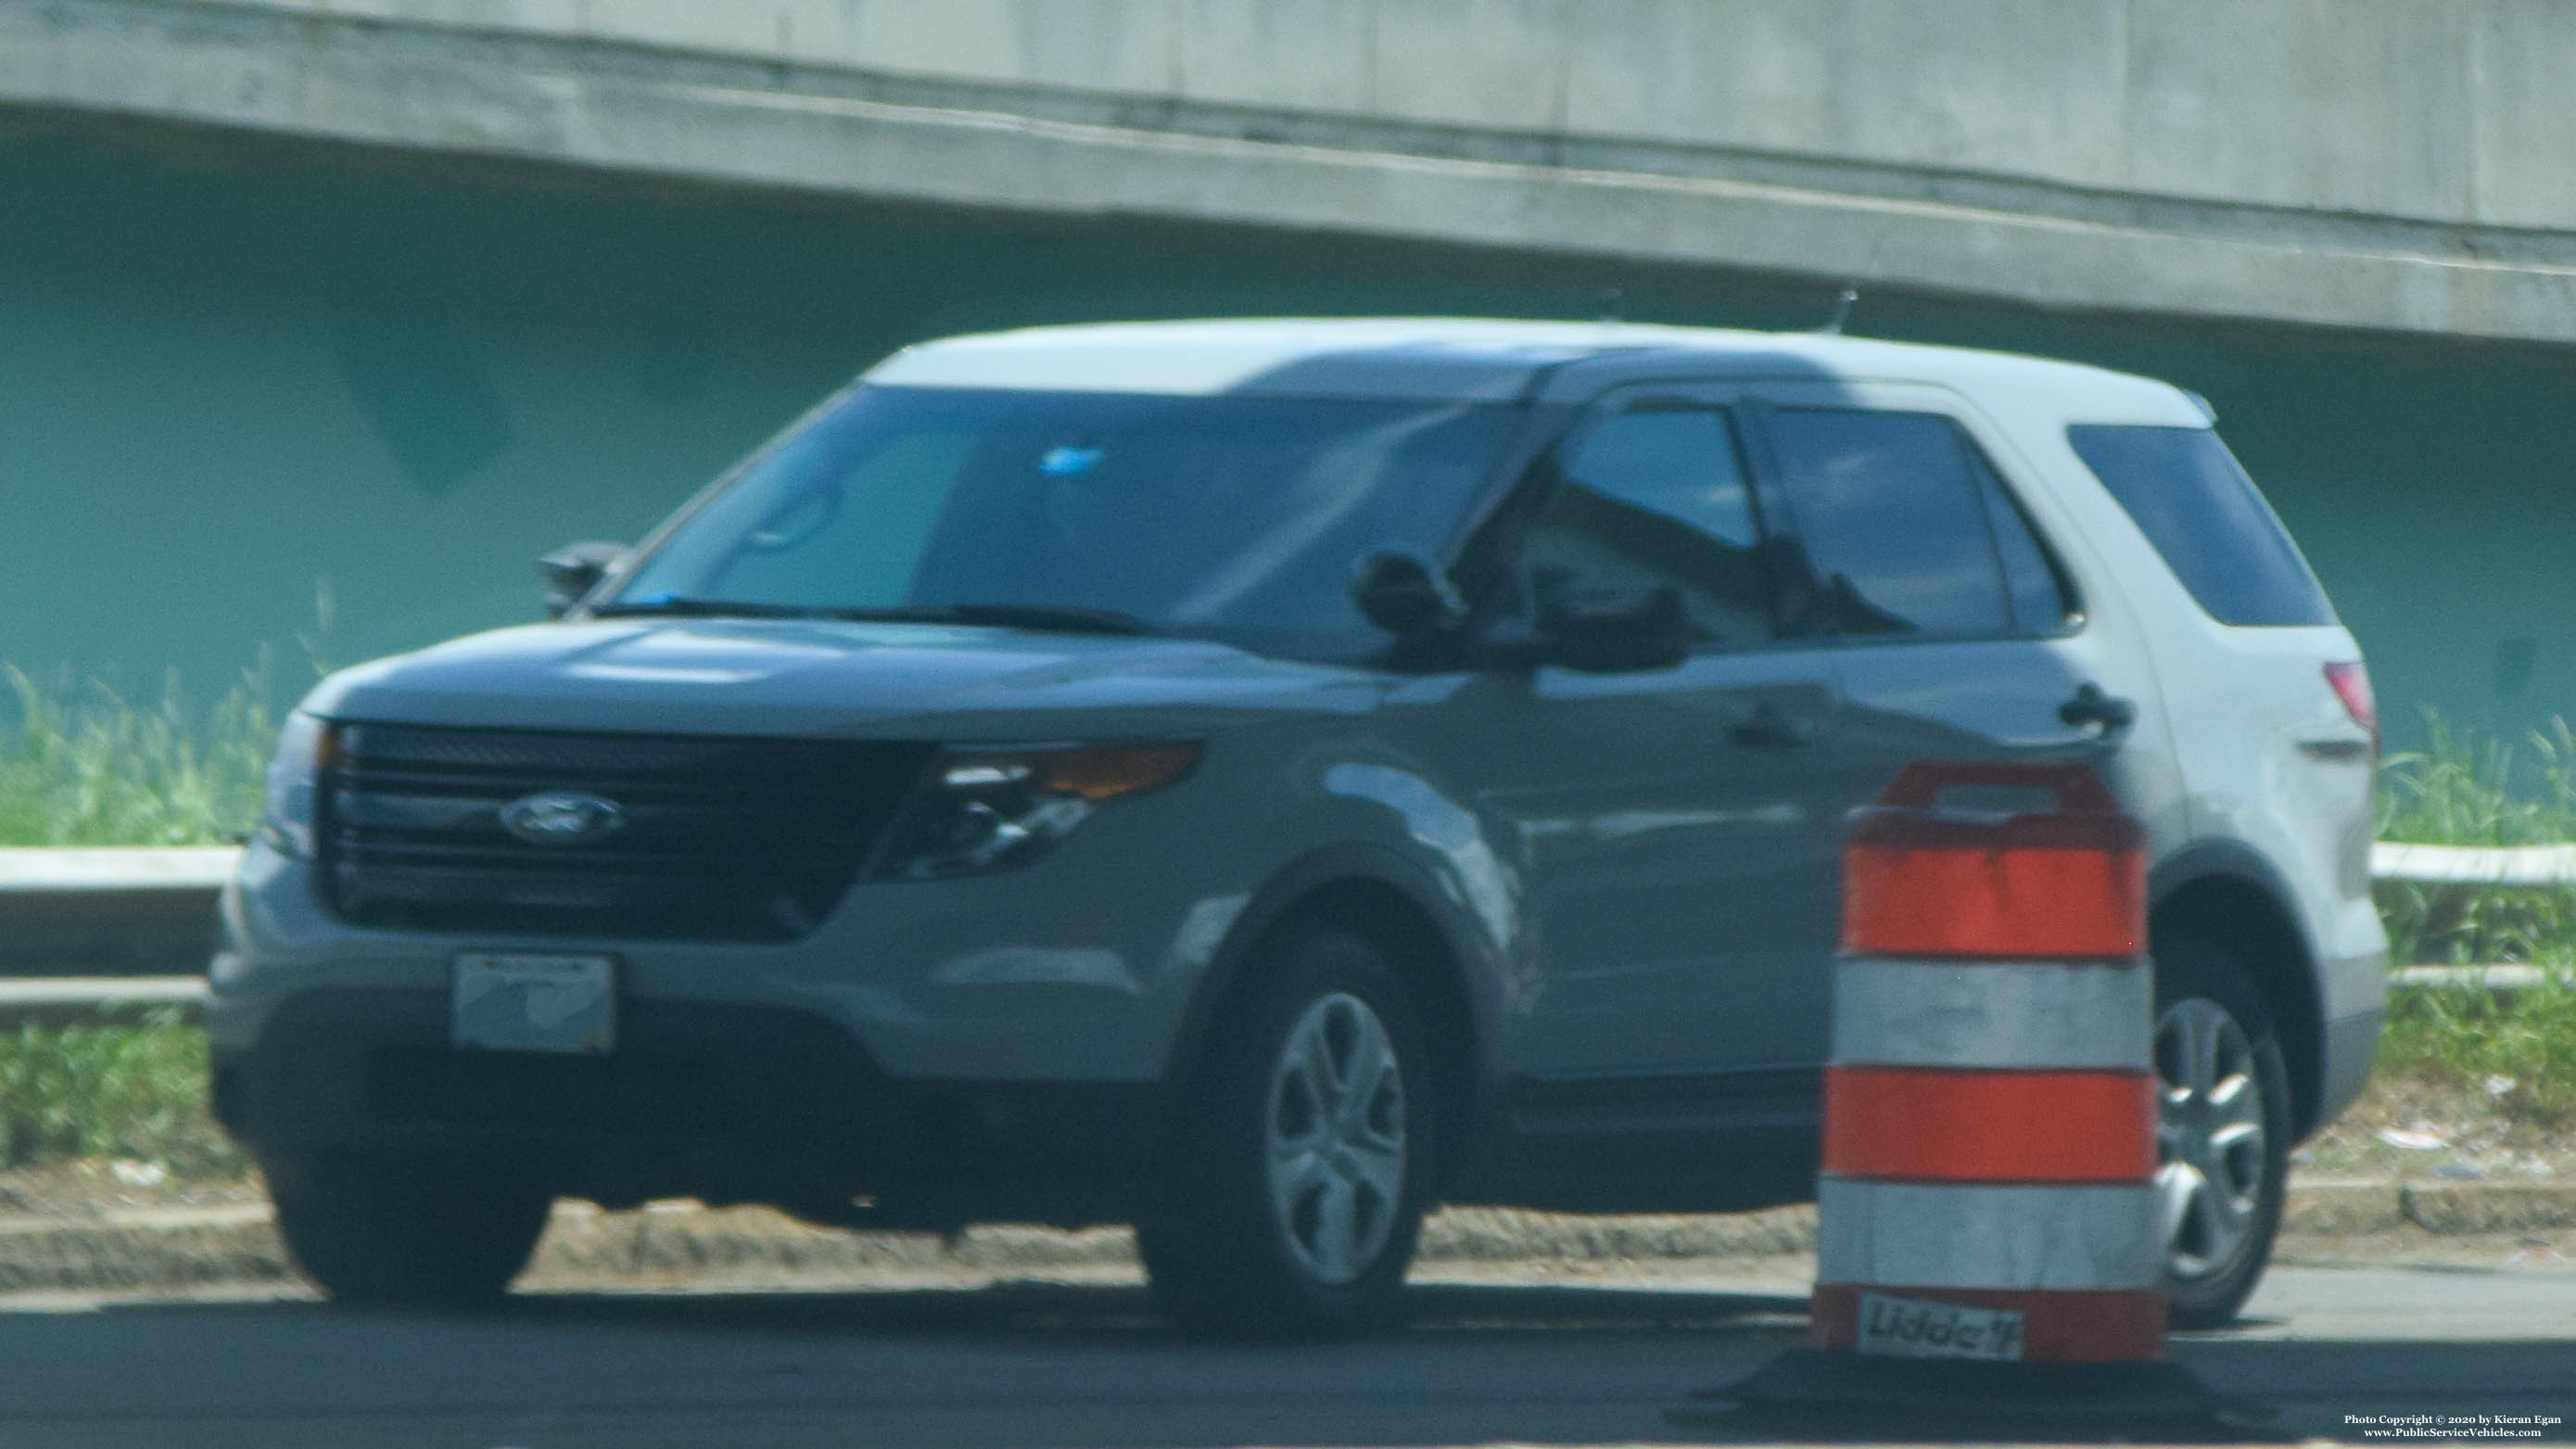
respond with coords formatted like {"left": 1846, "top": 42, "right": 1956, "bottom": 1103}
{"left": 4, "top": 0, "right": 2575, "bottom": 342}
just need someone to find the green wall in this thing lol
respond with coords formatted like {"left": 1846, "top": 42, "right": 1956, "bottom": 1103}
{"left": 3, "top": 117, "right": 2570, "bottom": 752}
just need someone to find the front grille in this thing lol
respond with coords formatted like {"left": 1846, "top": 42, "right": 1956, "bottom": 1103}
{"left": 319, "top": 723, "right": 933, "bottom": 942}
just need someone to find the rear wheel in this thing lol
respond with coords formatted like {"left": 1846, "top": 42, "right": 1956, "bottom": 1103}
{"left": 1137, "top": 928, "right": 1433, "bottom": 1339}
{"left": 2151, "top": 936, "right": 2291, "bottom": 1329}
{"left": 265, "top": 1148, "right": 552, "bottom": 1307}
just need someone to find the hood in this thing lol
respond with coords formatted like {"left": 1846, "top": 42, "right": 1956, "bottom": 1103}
{"left": 303, "top": 620, "right": 1384, "bottom": 738}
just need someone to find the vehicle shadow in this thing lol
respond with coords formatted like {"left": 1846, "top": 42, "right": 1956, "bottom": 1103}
{"left": 491, "top": 1276, "right": 1817, "bottom": 1344}
{"left": 470, "top": 1283, "right": 2572, "bottom": 1445}
{"left": 1661, "top": 1335, "right": 2576, "bottom": 1445}
{"left": 16, "top": 1281, "right": 2570, "bottom": 1447}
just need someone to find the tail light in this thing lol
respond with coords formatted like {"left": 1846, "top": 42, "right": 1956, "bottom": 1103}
{"left": 2324, "top": 661, "right": 2378, "bottom": 754}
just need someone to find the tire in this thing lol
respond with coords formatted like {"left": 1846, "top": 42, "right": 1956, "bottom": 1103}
{"left": 2151, "top": 935, "right": 2292, "bottom": 1330}
{"left": 1136, "top": 928, "right": 1435, "bottom": 1339}
{"left": 265, "top": 1148, "right": 552, "bottom": 1308}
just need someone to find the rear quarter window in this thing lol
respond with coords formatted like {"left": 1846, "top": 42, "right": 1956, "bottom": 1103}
{"left": 2064, "top": 424, "right": 2334, "bottom": 628}
{"left": 1762, "top": 407, "right": 2013, "bottom": 639}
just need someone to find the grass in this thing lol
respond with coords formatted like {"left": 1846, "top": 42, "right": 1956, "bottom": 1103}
{"left": 2345, "top": 716, "right": 2576, "bottom": 1141}
{"left": 2375, "top": 714, "right": 2576, "bottom": 966}
{"left": 0, "top": 1012, "right": 241, "bottom": 1174}
{"left": 2378, "top": 715, "right": 2576, "bottom": 847}
{"left": 2376, "top": 966, "right": 2576, "bottom": 1125}
{"left": 0, "top": 669, "right": 278, "bottom": 1175}
{"left": 0, "top": 667, "right": 276, "bottom": 848}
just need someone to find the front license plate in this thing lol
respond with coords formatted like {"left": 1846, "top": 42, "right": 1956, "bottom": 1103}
{"left": 452, "top": 952, "right": 615, "bottom": 1054}
{"left": 1855, "top": 1291, "right": 2026, "bottom": 1362}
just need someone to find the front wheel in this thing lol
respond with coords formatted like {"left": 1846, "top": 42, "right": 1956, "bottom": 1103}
{"left": 265, "top": 1149, "right": 553, "bottom": 1307}
{"left": 2151, "top": 937, "right": 2292, "bottom": 1329}
{"left": 1137, "top": 928, "right": 1434, "bottom": 1339}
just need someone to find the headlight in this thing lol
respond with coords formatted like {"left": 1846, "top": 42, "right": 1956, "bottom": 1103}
{"left": 871, "top": 742, "right": 1201, "bottom": 881}
{"left": 258, "top": 712, "right": 330, "bottom": 858}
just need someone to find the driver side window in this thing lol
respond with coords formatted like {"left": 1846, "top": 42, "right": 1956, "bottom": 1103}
{"left": 1518, "top": 403, "right": 1777, "bottom": 648}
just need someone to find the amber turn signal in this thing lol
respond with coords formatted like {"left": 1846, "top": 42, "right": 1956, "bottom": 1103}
{"left": 1028, "top": 742, "right": 1202, "bottom": 801}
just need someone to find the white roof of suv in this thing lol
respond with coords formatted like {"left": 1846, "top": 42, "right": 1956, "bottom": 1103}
{"left": 865, "top": 317, "right": 2204, "bottom": 425}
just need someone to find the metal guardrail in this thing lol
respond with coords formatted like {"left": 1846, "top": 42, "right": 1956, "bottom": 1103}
{"left": 0, "top": 847, "right": 231, "bottom": 1024}
{"left": 0, "top": 844, "right": 2569, "bottom": 1023}
{"left": 2370, "top": 842, "right": 2576, "bottom": 888}
{"left": 0, "top": 975, "right": 207, "bottom": 1028}
{"left": 0, "top": 846, "right": 237, "bottom": 982}
{"left": 2388, "top": 964, "right": 2559, "bottom": 993}
{"left": 0, "top": 846, "right": 238, "bottom": 893}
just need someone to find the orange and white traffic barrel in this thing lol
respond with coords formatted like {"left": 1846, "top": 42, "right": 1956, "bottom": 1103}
{"left": 1674, "top": 761, "right": 2249, "bottom": 1436}
{"left": 1810, "top": 758, "right": 2162, "bottom": 1364}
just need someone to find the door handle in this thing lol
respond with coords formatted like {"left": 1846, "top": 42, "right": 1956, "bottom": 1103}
{"left": 2059, "top": 682, "right": 2138, "bottom": 733}
{"left": 1732, "top": 702, "right": 1816, "bottom": 749}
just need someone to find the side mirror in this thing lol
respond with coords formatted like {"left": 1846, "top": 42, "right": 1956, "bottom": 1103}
{"left": 1351, "top": 552, "right": 1466, "bottom": 639}
{"left": 1538, "top": 580, "right": 1691, "bottom": 673}
{"left": 539, "top": 540, "right": 627, "bottom": 618}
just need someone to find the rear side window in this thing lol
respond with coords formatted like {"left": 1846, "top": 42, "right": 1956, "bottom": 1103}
{"left": 1762, "top": 408, "right": 2011, "bottom": 638}
{"left": 2065, "top": 425, "right": 2333, "bottom": 627}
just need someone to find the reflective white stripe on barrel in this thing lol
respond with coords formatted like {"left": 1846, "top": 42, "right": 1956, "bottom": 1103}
{"left": 1830, "top": 959, "right": 2152, "bottom": 1072}
{"left": 1815, "top": 1178, "right": 2163, "bottom": 1291}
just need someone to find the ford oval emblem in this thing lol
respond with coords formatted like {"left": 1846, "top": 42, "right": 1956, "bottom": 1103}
{"left": 499, "top": 791, "right": 627, "bottom": 847}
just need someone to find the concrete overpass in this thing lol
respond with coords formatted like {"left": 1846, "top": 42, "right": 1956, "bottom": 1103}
{"left": 2, "top": 0, "right": 2574, "bottom": 756}
{"left": 7, "top": 0, "right": 2576, "bottom": 344}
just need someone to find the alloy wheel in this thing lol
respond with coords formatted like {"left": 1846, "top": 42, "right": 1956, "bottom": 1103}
{"left": 2153, "top": 996, "right": 2270, "bottom": 1281}
{"left": 1264, "top": 992, "right": 1408, "bottom": 1287}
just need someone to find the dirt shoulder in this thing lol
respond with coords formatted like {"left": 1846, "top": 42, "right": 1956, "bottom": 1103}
{"left": 6, "top": 1062, "right": 2565, "bottom": 1295}
{"left": 2303, "top": 1072, "right": 2576, "bottom": 1185}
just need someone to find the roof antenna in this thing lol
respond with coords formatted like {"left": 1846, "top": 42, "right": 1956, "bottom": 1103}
{"left": 1597, "top": 287, "right": 1626, "bottom": 324}
{"left": 1818, "top": 286, "right": 1860, "bottom": 335}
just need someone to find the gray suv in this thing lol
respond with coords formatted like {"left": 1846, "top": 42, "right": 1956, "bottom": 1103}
{"left": 210, "top": 319, "right": 2385, "bottom": 1336}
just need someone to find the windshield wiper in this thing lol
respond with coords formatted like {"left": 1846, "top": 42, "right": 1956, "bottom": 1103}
{"left": 821, "top": 604, "right": 1162, "bottom": 637}
{"left": 588, "top": 597, "right": 831, "bottom": 620}
{"left": 590, "top": 597, "right": 1161, "bottom": 636}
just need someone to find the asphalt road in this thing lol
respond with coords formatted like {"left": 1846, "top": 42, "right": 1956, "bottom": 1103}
{"left": 2, "top": 1260, "right": 2570, "bottom": 1448}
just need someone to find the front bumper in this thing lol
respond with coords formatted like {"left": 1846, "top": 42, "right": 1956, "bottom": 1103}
{"left": 208, "top": 829, "right": 1245, "bottom": 1085}
{"left": 211, "top": 985, "right": 1167, "bottom": 1215}
{"left": 204, "top": 830, "right": 1237, "bottom": 1215}
{"left": 215, "top": 986, "right": 886, "bottom": 1157}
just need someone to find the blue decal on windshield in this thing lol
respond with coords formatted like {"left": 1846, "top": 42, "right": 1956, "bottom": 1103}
{"left": 1039, "top": 446, "right": 1105, "bottom": 477}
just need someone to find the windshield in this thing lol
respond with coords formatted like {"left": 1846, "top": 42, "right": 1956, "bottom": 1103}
{"left": 607, "top": 386, "right": 1521, "bottom": 655}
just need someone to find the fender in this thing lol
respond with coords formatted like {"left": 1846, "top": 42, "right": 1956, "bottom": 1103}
{"left": 2149, "top": 836, "right": 2311, "bottom": 948}
{"left": 1162, "top": 840, "right": 1513, "bottom": 1149}
{"left": 2147, "top": 834, "right": 2329, "bottom": 1129}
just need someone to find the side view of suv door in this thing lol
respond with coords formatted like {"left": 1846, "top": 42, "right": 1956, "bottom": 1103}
{"left": 1446, "top": 370, "right": 2189, "bottom": 1242}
